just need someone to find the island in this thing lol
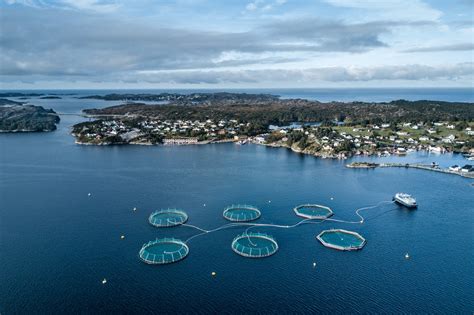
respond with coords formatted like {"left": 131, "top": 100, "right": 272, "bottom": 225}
{"left": 0, "top": 100, "right": 60, "bottom": 132}
{"left": 71, "top": 93, "right": 474, "bottom": 159}
{"left": 39, "top": 96, "right": 62, "bottom": 100}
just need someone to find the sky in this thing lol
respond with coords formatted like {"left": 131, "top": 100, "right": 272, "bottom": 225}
{"left": 0, "top": 0, "right": 473, "bottom": 89}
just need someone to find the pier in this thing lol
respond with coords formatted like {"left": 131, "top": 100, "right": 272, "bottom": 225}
{"left": 346, "top": 162, "right": 474, "bottom": 179}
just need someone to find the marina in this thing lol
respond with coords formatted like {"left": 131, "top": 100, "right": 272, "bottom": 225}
{"left": 347, "top": 162, "right": 474, "bottom": 178}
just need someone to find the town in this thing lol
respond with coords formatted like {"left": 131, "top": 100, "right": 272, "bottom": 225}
{"left": 72, "top": 117, "right": 474, "bottom": 161}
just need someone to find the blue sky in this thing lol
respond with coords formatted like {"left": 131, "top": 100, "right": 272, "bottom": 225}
{"left": 0, "top": 0, "right": 473, "bottom": 89}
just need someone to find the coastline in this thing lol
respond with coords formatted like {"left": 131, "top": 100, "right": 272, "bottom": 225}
{"left": 74, "top": 138, "right": 236, "bottom": 146}
{"left": 0, "top": 128, "right": 56, "bottom": 133}
{"left": 346, "top": 161, "right": 474, "bottom": 179}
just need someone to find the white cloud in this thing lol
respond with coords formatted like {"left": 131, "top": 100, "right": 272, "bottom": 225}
{"left": 3, "top": 0, "right": 120, "bottom": 12}
{"left": 60, "top": 0, "right": 120, "bottom": 13}
{"left": 244, "top": 0, "right": 287, "bottom": 12}
{"left": 322, "top": 0, "right": 443, "bottom": 21}
{"left": 245, "top": 2, "right": 258, "bottom": 11}
{"left": 131, "top": 62, "right": 474, "bottom": 84}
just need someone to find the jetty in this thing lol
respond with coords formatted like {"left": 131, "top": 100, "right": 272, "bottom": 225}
{"left": 346, "top": 162, "right": 474, "bottom": 179}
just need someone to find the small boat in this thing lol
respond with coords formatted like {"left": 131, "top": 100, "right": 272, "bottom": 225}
{"left": 405, "top": 253, "right": 410, "bottom": 259}
{"left": 236, "top": 140, "right": 247, "bottom": 145}
{"left": 393, "top": 193, "right": 417, "bottom": 208}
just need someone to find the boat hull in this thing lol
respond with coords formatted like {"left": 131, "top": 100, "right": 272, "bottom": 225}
{"left": 393, "top": 197, "right": 417, "bottom": 208}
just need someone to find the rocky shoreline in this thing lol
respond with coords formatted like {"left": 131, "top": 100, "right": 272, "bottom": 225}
{"left": 0, "top": 104, "right": 60, "bottom": 132}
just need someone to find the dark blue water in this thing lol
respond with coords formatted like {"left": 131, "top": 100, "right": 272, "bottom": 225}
{"left": 1, "top": 92, "right": 473, "bottom": 313}
{"left": 3, "top": 87, "right": 474, "bottom": 103}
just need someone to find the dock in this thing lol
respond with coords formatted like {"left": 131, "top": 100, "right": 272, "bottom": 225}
{"left": 346, "top": 162, "right": 474, "bottom": 179}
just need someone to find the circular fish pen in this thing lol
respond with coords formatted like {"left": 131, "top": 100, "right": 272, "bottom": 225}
{"left": 139, "top": 238, "right": 189, "bottom": 264}
{"left": 149, "top": 209, "right": 188, "bottom": 228}
{"left": 294, "top": 204, "right": 333, "bottom": 219}
{"left": 223, "top": 204, "right": 261, "bottom": 222}
{"left": 231, "top": 232, "right": 278, "bottom": 258}
{"left": 316, "top": 229, "right": 366, "bottom": 251}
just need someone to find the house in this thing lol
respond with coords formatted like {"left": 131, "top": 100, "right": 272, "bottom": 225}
{"left": 461, "top": 165, "right": 473, "bottom": 173}
{"left": 254, "top": 135, "right": 267, "bottom": 143}
{"left": 442, "top": 134, "right": 455, "bottom": 143}
{"left": 449, "top": 165, "right": 461, "bottom": 171}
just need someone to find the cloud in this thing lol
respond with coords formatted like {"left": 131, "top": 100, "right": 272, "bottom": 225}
{"left": 3, "top": 0, "right": 120, "bottom": 12}
{"left": 60, "top": 0, "right": 120, "bottom": 13}
{"left": 322, "top": 0, "right": 442, "bottom": 21}
{"left": 402, "top": 43, "right": 474, "bottom": 53}
{"left": 1, "top": 2, "right": 471, "bottom": 87}
{"left": 244, "top": 0, "right": 287, "bottom": 12}
{"left": 0, "top": 7, "right": 404, "bottom": 80}
{"left": 127, "top": 63, "right": 474, "bottom": 84}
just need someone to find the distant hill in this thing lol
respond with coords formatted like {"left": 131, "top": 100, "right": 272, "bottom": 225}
{"left": 0, "top": 104, "right": 60, "bottom": 132}
{"left": 82, "top": 95, "right": 474, "bottom": 125}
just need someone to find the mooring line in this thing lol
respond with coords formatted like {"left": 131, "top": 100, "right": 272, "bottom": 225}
{"left": 182, "top": 200, "right": 395, "bottom": 243}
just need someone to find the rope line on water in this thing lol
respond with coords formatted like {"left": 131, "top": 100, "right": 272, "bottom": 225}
{"left": 180, "top": 200, "right": 395, "bottom": 243}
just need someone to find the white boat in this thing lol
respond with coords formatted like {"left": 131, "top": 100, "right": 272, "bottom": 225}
{"left": 236, "top": 140, "right": 247, "bottom": 145}
{"left": 393, "top": 193, "right": 417, "bottom": 208}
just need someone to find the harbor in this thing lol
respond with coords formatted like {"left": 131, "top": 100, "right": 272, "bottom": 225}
{"left": 346, "top": 162, "right": 474, "bottom": 179}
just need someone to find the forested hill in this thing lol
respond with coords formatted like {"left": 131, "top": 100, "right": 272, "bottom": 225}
{"left": 0, "top": 104, "right": 60, "bottom": 132}
{"left": 82, "top": 97, "right": 474, "bottom": 126}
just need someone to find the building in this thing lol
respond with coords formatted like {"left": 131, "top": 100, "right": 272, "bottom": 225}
{"left": 461, "top": 165, "right": 473, "bottom": 173}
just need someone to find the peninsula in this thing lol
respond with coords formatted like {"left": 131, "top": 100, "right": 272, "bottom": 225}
{"left": 72, "top": 93, "right": 474, "bottom": 158}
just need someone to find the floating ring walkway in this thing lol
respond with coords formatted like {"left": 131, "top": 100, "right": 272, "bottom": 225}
{"left": 293, "top": 204, "right": 333, "bottom": 219}
{"left": 316, "top": 229, "right": 366, "bottom": 251}
{"left": 149, "top": 209, "right": 188, "bottom": 227}
{"left": 139, "top": 238, "right": 189, "bottom": 264}
{"left": 138, "top": 200, "right": 395, "bottom": 264}
{"left": 231, "top": 232, "right": 279, "bottom": 258}
{"left": 223, "top": 204, "right": 261, "bottom": 222}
